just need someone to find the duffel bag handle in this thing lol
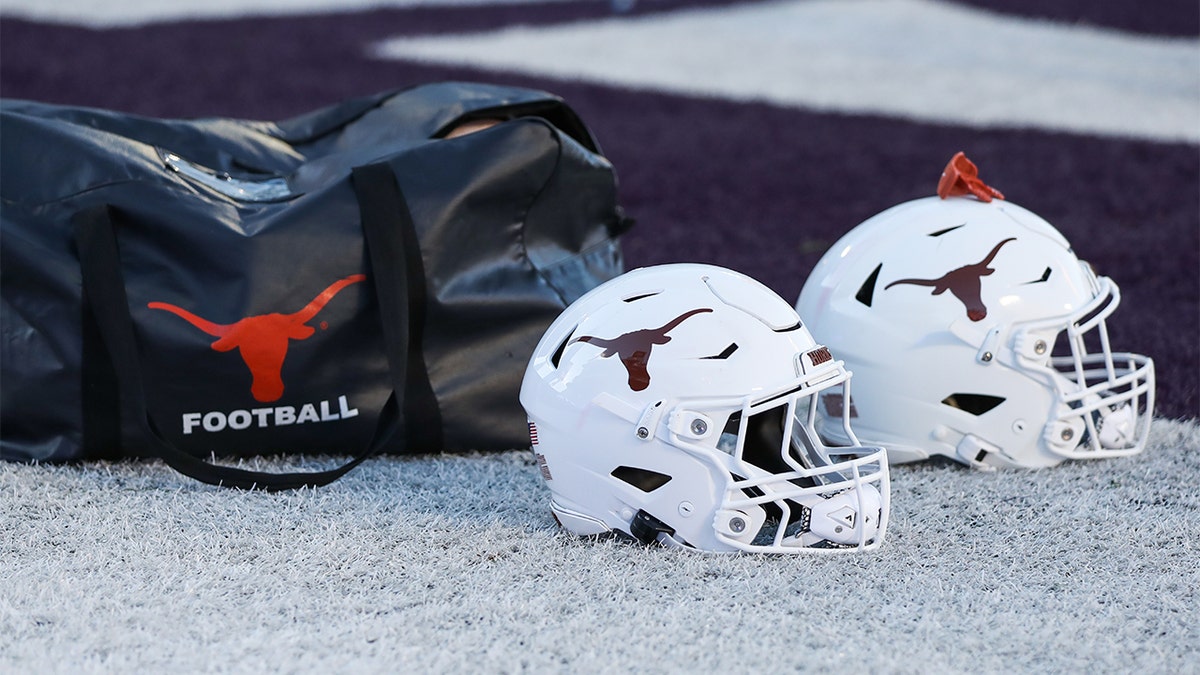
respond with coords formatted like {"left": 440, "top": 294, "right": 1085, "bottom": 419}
{"left": 73, "top": 163, "right": 434, "bottom": 490}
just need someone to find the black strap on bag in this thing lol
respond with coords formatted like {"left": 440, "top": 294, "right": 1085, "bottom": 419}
{"left": 72, "top": 164, "right": 431, "bottom": 490}
{"left": 353, "top": 164, "right": 443, "bottom": 453}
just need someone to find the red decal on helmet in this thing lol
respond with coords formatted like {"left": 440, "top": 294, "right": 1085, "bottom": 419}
{"left": 571, "top": 308, "right": 713, "bottom": 391}
{"left": 808, "top": 347, "right": 833, "bottom": 366}
{"left": 885, "top": 239, "right": 1015, "bottom": 322}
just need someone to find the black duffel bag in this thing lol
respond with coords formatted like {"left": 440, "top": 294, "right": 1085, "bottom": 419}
{"left": 1, "top": 82, "right": 629, "bottom": 489}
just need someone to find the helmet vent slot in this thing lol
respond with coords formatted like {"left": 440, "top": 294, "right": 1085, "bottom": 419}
{"left": 941, "top": 393, "right": 1006, "bottom": 416}
{"left": 1023, "top": 267, "right": 1053, "bottom": 285}
{"left": 622, "top": 292, "right": 660, "bottom": 303}
{"left": 701, "top": 343, "right": 739, "bottom": 360}
{"left": 550, "top": 330, "right": 574, "bottom": 368}
{"left": 611, "top": 466, "right": 673, "bottom": 492}
{"left": 928, "top": 223, "right": 965, "bottom": 237}
{"left": 855, "top": 264, "right": 883, "bottom": 307}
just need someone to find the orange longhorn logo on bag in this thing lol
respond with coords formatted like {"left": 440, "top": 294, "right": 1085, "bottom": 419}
{"left": 570, "top": 308, "right": 713, "bottom": 391}
{"left": 148, "top": 274, "right": 366, "bottom": 402}
{"left": 885, "top": 238, "right": 1015, "bottom": 322}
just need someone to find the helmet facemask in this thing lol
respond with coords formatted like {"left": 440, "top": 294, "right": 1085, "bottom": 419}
{"left": 663, "top": 362, "right": 889, "bottom": 553}
{"left": 1013, "top": 275, "right": 1155, "bottom": 460}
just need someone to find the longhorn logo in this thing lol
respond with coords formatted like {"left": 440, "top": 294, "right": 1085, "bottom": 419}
{"left": 885, "top": 238, "right": 1016, "bottom": 322}
{"left": 148, "top": 274, "right": 366, "bottom": 402}
{"left": 570, "top": 308, "right": 713, "bottom": 391}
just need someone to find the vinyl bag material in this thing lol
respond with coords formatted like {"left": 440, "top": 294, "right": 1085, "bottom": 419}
{"left": 1, "top": 82, "right": 629, "bottom": 488}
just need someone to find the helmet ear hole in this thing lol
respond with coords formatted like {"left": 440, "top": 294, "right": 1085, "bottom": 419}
{"left": 611, "top": 466, "right": 672, "bottom": 492}
{"left": 941, "top": 393, "right": 1006, "bottom": 416}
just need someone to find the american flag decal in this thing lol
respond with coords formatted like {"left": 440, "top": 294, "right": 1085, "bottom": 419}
{"left": 808, "top": 347, "right": 833, "bottom": 366}
{"left": 528, "top": 421, "right": 539, "bottom": 446}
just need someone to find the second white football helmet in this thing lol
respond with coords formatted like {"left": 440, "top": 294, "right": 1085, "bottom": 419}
{"left": 520, "top": 263, "right": 889, "bottom": 553}
{"left": 796, "top": 154, "right": 1155, "bottom": 469}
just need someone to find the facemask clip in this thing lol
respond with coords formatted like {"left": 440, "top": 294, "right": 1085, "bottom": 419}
{"left": 635, "top": 400, "right": 666, "bottom": 441}
{"left": 975, "top": 326, "right": 1003, "bottom": 365}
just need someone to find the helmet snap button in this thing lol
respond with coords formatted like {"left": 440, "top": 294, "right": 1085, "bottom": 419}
{"left": 690, "top": 419, "right": 708, "bottom": 435}
{"left": 728, "top": 517, "right": 746, "bottom": 533}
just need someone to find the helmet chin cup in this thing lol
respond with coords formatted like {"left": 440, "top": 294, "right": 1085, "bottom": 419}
{"left": 1098, "top": 403, "right": 1137, "bottom": 449}
{"left": 807, "top": 485, "right": 883, "bottom": 546}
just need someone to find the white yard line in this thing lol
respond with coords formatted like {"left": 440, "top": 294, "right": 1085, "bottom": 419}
{"left": 0, "top": 0, "right": 583, "bottom": 27}
{"left": 373, "top": 0, "right": 1200, "bottom": 143}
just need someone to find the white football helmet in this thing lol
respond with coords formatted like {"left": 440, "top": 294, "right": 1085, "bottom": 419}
{"left": 520, "top": 263, "right": 889, "bottom": 553}
{"left": 796, "top": 155, "right": 1154, "bottom": 469}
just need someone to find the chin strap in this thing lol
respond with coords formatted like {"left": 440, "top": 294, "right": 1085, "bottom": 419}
{"left": 629, "top": 510, "right": 675, "bottom": 546}
{"left": 955, "top": 433, "right": 1002, "bottom": 470}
